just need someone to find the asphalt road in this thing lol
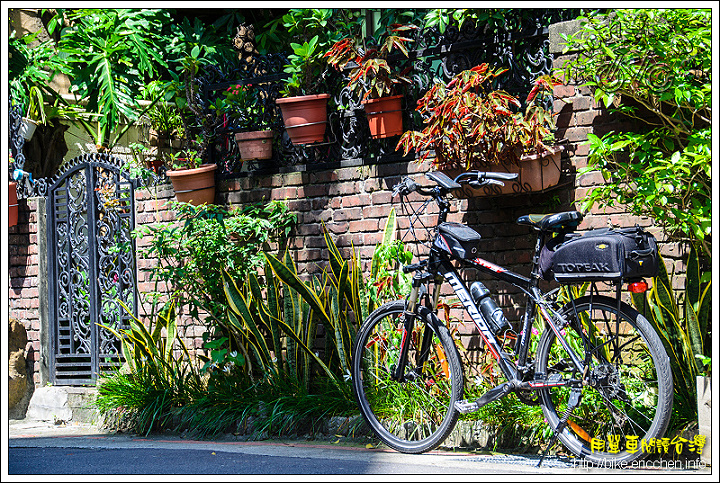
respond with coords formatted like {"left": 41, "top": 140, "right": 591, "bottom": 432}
{"left": 5, "top": 420, "right": 713, "bottom": 477}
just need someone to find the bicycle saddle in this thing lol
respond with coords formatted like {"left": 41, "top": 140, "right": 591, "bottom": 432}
{"left": 516, "top": 211, "right": 583, "bottom": 233}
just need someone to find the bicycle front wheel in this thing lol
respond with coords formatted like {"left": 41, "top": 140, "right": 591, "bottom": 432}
{"left": 352, "top": 300, "right": 464, "bottom": 454}
{"left": 536, "top": 294, "right": 673, "bottom": 465}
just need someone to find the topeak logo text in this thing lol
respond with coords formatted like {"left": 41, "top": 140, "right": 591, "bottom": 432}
{"left": 556, "top": 262, "right": 612, "bottom": 272}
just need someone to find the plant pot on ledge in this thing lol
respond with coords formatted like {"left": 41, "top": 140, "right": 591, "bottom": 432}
{"left": 363, "top": 95, "right": 404, "bottom": 139}
{"left": 166, "top": 164, "right": 217, "bottom": 206}
{"left": 235, "top": 130, "right": 273, "bottom": 161}
{"left": 276, "top": 94, "right": 329, "bottom": 145}
{"left": 441, "top": 145, "right": 564, "bottom": 198}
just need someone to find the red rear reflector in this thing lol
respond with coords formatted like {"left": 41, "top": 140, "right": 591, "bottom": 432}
{"left": 628, "top": 281, "right": 648, "bottom": 293}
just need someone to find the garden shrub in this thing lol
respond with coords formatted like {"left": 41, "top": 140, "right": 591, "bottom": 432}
{"left": 559, "top": 8, "right": 711, "bottom": 259}
{"left": 134, "top": 200, "right": 295, "bottom": 368}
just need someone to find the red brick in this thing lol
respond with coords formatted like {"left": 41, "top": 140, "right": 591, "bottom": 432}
{"left": 362, "top": 205, "right": 392, "bottom": 219}
{"left": 553, "top": 84, "right": 576, "bottom": 98}
{"left": 349, "top": 219, "right": 379, "bottom": 233}
{"left": 343, "top": 194, "right": 371, "bottom": 208}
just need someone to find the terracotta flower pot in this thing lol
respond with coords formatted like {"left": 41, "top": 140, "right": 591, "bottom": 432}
{"left": 235, "top": 130, "right": 273, "bottom": 161}
{"left": 515, "top": 145, "right": 563, "bottom": 193}
{"left": 276, "top": 94, "right": 330, "bottom": 145}
{"left": 166, "top": 164, "right": 217, "bottom": 206}
{"left": 9, "top": 181, "right": 18, "bottom": 227}
{"left": 144, "top": 158, "right": 165, "bottom": 174}
{"left": 363, "top": 95, "right": 404, "bottom": 139}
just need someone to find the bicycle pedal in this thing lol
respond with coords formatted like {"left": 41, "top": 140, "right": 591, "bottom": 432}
{"left": 454, "top": 400, "right": 481, "bottom": 414}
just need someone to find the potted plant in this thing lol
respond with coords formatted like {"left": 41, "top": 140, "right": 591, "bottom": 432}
{"left": 18, "top": 86, "right": 47, "bottom": 140}
{"left": 276, "top": 35, "right": 331, "bottom": 145}
{"left": 222, "top": 83, "right": 274, "bottom": 162}
{"left": 269, "top": 9, "right": 345, "bottom": 145}
{"left": 325, "top": 24, "right": 417, "bottom": 139}
{"left": 165, "top": 148, "right": 217, "bottom": 206}
{"left": 147, "top": 103, "right": 185, "bottom": 149}
{"left": 397, "top": 64, "right": 564, "bottom": 195}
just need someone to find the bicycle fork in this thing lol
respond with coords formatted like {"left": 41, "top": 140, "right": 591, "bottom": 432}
{"left": 391, "top": 271, "right": 437, "bottom": 383}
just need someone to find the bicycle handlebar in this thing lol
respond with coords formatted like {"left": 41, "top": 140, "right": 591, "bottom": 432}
{"left": 391, "top": 171, "right": 519, "bottom": 199}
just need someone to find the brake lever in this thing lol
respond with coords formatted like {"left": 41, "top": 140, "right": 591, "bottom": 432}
{"left": 392, "top": 177, "right": 408, "bottom": 197}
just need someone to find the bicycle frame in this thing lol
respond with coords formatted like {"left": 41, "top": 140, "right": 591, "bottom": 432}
{"left": 397, "top": 243, "right": 588, "bottom": 393}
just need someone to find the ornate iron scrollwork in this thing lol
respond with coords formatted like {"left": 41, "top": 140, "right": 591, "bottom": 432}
{"left": 47, "top": 153, "right": 137, "bottom": 384}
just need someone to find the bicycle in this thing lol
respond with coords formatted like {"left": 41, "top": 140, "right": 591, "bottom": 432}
{"left": 351, "top": 170, "right": 673, "bottom": 466}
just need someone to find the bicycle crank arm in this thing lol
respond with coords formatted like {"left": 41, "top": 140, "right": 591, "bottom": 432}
{"left": 454, "top": 380, "right": 516, "bottom": 414}
{"left": 518, "top": 373, "right": 569, "bottom": 390}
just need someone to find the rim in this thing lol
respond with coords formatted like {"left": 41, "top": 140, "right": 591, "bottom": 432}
{"left": 235, "top": 130, "right": 273, "bottom": 141}
{"left": 166, "top": 163, "right": 217, "bottom": 177}
{"left": 276, "top": 93, "right": 330, "bottom": 104}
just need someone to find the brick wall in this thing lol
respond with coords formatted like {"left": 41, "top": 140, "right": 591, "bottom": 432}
{"left": 8, "top": 197, "right": 43, "bottom": 385}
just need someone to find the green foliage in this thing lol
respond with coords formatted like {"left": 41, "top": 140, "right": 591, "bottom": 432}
{"left": 397, "top": 64, "right": 560, "bottom": 169}
{"left": 223, "top": 255, "right": 344, "bottom": 391}
{"left": 134, "top": 200, "right": 295, "bottom": 326}
{"left": 282, "top": 35, "right": 326, "bottom": 97}
{"left": 95, "top": 300, "right": 203, "bottom": 436}
{"left": 632, "top": 245, "right": 711, "bottom": 428}
{"left": 146, "top": 102, "right": 185, "bottom": 139}
{"left": 53, "top": 9, "right": 173, "bottom": 150}
{"left": 221, "top": 224, "right": 372, "bottom": 400}
{"left": 165, "top": 149, "right": 202, "bottom": 170}
{"left": 260, "top": 9, "right": 363, "bottom": 96}
{"left": 423, "top": 8, "right": 582, "bottom": 36}
{"left": 219, "top": 84, "right": 267, "bottom": 131}
{"left": 8, "top": 29, "right": 83, "bottom": 123}
{"left": 263, "top": 230, "right": 362, "bottom": 390}
{"left": 365, "top": 208, "right": 413, "bottom": 313}
{"left": 561, "top": 9, "right": 711, "bottom": 258}
{"left": 167, "top": 16, "right": 237, "bottom": 66}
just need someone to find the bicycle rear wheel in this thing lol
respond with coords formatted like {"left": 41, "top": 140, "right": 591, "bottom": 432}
{"left": 536, "top": 295, "right": 673, "bottom": 465}
{"left": 352, "top": 300, "right": 464, "bottom": 454}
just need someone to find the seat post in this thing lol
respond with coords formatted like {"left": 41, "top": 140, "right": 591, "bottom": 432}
{"left": 528, "top": 229, "right": 547, "bottom": 283}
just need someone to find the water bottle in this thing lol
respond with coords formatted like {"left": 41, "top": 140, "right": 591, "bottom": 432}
{"left": 470, "top": 281, "right": 511, "bottom": 335}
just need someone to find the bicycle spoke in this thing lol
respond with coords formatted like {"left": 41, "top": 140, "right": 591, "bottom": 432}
{"left": 353, "top": 301, "right": 463, "bottom": 453}
{"left": 537, "top": 295, "right": 672, "bottom": 464}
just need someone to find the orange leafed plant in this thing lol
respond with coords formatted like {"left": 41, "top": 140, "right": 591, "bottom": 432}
{"left": 396, "top": 64, "right": 561, "bottom": 170}
{"left": 325, "top": 24, "right": 418, "bottom": 101}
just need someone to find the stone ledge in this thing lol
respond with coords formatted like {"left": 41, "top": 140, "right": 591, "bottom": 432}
{"left": 25, "top": 386, "right": 101, "bottom": 425}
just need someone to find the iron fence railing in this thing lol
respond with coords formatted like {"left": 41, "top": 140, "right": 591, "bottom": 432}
{"left": 9, "top": 10, "right": 581, "bottom": 197}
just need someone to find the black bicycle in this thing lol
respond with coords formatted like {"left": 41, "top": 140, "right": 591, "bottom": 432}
{"left": 351, "top": 171, "right": 673, "bottom": 465}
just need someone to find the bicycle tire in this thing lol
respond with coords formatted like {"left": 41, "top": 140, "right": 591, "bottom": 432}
{"left": 352, "top": 300, "right": 464, "bottom": 454}
{"left": 536, "top": 295, "right": 673, "bottom": 465}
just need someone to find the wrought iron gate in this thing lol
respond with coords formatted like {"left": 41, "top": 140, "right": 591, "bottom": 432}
{"left": 46, "top": 153, "right": 138, "bottom": 385}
